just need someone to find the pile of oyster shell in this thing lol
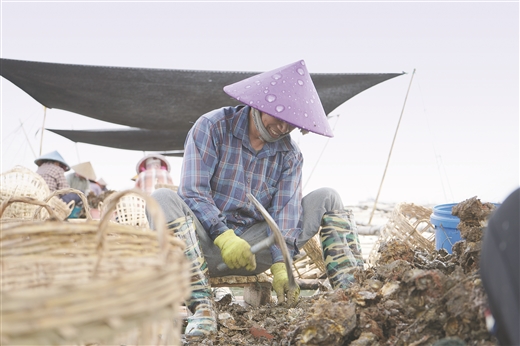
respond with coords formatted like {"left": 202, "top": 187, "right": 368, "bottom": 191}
{"left": 188, "top": 197, "right": 499, "bottom": 346}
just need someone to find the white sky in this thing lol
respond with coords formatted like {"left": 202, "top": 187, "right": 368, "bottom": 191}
{"left": 1, "top": 1, "right": 518, "bottom": 206}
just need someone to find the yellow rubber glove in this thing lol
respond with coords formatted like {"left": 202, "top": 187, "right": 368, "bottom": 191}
{"left": 271, "top": 262, "right": 300, "bottom": 307}
{"left": 214, "top": 229, "right": 256, "bottom": 271}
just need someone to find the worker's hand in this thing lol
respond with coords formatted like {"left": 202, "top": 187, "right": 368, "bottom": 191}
{"left": 271, "top": 262, "right": 300, "bottom": 307}
{"left": 214, "top": 229, "right": 256, "bottom": 271}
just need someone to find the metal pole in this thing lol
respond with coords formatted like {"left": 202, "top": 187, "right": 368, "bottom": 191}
{"left": 368, "top": 69, "right": 416, "bottom": 225}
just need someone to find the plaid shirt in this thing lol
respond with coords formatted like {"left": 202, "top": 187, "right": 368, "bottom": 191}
{"left": 36, "top": 162, "right": 69, "bottom": 192}
{"left": 178, "top": 106, "right": 303, "bottom": 262}
{"left": 135, "top": 169, "right": 174, "bottom": 194}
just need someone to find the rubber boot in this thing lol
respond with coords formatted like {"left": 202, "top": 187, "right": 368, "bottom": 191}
{"left": 320, "top": 209, "right": 364, "bottom": 289}
{"left": 167, "top": 216, "right": 217, "bottom": 338}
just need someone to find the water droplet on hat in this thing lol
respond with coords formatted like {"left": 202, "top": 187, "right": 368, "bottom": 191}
{"left": 255, "top": 80, "right": 261, "bottom": 85}
{"left": 275, "top": 105, "right": 285, "bottom": 113}
{"left": 272, "top": 73, "right": 282, "bottom": 80}
{"left": 304, "top": 113, "right": 308, "bottom": 117}
{"left": 271, "top": 81, "right": 277, "bottom": 86}
{"left": 297, "top": 68, "right": 305, "bottom": 76}
{"left": 297, "top": 80, "right": 304, "bottom": 86}
{"left": 263, "top": 89, "right": 269, "bottom": 94}
{"left": 266, "top": 95, "right": 276, "bottom": 103}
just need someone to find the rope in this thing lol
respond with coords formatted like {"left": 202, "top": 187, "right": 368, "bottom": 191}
{"left": 416, "top": 77, "right": 454, "bottom": 202}
{"left": 39, "top": 106, "right": 46, "bottom": 156}
{"left": 19, "top": 120, "right": 37, "bottom": 158}
{"left": 303, "top": 114, "right": 340, "bottom": 191}
{"left": 368, "top": 69, "right": 416, "bottom": 225}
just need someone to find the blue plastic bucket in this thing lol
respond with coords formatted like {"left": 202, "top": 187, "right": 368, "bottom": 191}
{"left": 68, "top": 205, "right": 82, "bottom": 219}
{"left": 430, "top": 203, "right": 460, "bottom": 253}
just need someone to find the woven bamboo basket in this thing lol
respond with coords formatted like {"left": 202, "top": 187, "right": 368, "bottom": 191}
{"left": 155, "top": 183, "right": 179, "bottom": 192}
{"left": 302, "top": 233, "right": 326, "bottom": 274}
{"left": 41, "top": 188, "right": 91, "bottom": 221}
{"left": 101, "top": 189, "right": 149, "bottom": 228}
{"left": 0, "top": 196, "right": 60, "bottom": 225}
{"left": 0, "top": 165, "right": 51, "bottom": 220}
{"left": 1, "top": 189, "right": 191, "bottom": 346}
{"left": 368, "top": 203, "right": 435, "bottom": 267}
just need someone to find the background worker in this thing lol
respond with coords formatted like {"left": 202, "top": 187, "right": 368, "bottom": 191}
{"left": 34, "top": 150, "right": 80, "bottom": 204}
{"left": 134, "top": 153, "right": 174, "bottom": 194}
{"left": 66, "top": 161, "right": 97, "bottom": 195}
{"left": 149, "top": 60, "right": 364, "bottom": 338}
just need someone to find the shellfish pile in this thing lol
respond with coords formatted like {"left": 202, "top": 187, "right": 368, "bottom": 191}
{"left": 188, "top": 197, "right": 499, "bottom": 345}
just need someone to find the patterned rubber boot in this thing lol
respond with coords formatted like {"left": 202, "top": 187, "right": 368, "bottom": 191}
{"left": 167, "top": 216, "right": 217, "bottom": 338}
{"left": 320, "top": 210, "right": 364, "bottom": 289}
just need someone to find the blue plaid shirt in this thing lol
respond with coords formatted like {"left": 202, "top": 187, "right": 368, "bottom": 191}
{"left": 178, "top": 106, "right": 303, "bottom": 262}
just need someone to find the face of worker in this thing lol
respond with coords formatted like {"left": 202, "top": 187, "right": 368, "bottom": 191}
{"left": 145, "top": 158, "right": 162, "bottom": 170}
{"left": 260, "top": 112, "right": 296, "bottom": 140}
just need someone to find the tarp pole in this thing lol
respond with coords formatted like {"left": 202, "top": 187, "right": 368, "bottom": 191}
{"left": 368, "top": 69, "right": 416, "bottom": 225}
{"left": 39, "top": 106, "right": 47, "bottom": 156}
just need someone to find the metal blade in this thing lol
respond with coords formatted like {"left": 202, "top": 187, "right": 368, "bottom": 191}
{"left": 247, "top": 193, "right": 296, "bottom": 289}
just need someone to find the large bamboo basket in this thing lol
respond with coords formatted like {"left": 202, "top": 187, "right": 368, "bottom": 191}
{"left": 0, "top": 196, "right": 60, "bottom": 226}
{"left": 0, "top": 165, "right": 51, "bottom": 220}
{"left": 1, "top": 189, "right": 191, "bottom": 346}
{"left": 368, "top": 203, "right": 435, "bottom": 266}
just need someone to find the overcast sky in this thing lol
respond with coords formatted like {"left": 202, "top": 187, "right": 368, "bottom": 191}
{"left": 1, "top": 1, "right": 518, "bottom": 206}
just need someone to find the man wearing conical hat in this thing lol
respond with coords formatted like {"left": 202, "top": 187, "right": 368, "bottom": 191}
{"left": 35, "top": 150, "right": 71, "bottom": 192}
{"left": 35, "top": 150, "right": 81, "bottom": 205}
{"left": 149, "top": 61, "right": 364, "bottom": 338}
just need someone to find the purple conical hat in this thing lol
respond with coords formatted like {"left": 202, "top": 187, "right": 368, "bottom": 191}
{"left": 223, "top": 60, "right": 333, "bottom": 138}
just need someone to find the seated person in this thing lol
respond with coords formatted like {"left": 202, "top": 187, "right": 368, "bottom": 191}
{"left": 134, "top": 154, "right": 174, "bottom": 194}
{"left": 34, "top": 150, "right": 80, "bottom": 205}
{"left": 89, "top": 180, "right": 103, "bottom": 196}
{"left": 67, "top": 162, "right": 97, "bottom": 194}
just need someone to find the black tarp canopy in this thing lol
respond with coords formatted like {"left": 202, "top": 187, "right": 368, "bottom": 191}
{"left": 1, "top": 58, "right": 404, "bottom": 154}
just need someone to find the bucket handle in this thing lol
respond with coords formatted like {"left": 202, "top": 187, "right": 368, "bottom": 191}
{"left": 439, "top": 223, "right": 455, "bottom": 249}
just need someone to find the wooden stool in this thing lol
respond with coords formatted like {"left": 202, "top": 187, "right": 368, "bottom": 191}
{"left": 209, "top": 273, "right": 272, "bottom": 307}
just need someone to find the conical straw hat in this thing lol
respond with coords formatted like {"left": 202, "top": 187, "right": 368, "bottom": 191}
{"left": 136, "top": 154, "right": 171, "bottom": 173}
{"left": 223, "top": 60, "right": 333, "bottom": 138}
{"left": 71, "top": 162, "right": 97, "bottom": 181}
{"left": 34, "top": 150, "right": 71, "bottom": 171}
